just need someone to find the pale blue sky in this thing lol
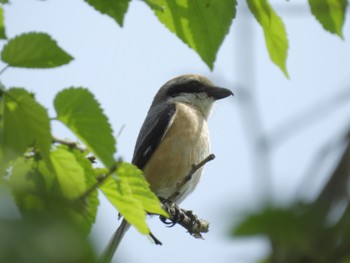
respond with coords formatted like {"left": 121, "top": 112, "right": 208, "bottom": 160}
{"left": 2, "top": 1, "right": 350, "bottom": 262}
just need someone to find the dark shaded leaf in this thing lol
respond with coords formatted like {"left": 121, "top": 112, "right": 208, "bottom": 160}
{"left": 308, "top": 0, "right": 347, "bottom": 39}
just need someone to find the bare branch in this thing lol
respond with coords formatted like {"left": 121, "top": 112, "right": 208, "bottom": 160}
{"left": 150, "top": 154, "right": 215, "bottom": 240}
{"left": 167, "top": 154, "right": 215, "bottom": 201}
{"left": 159, "top": 201, "right": 209, "bottom": 239}
{"left": 52, "top": 136, "right": 88, "bottom": 152}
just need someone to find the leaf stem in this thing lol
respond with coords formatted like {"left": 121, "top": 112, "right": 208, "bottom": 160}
{"left": 78, "top": 162, "right": 119, "bottom": 201}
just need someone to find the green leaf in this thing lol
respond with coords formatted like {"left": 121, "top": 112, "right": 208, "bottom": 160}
{"left": 308, "top": 0, "right": 347, "bottom": 39}
{"left": 84, "top": 0, "right": 130, "bottom": 26}
{"left": 9, "top": 157, "right": 35, "bottom": 193}
{"left": 0, "top": 218, "right": 97, "bottom": 263}
{"left": 71, "top": 148, "right": 99, "bottom": 228}
{"left": 54, "top": 88, "right": 116, "bottom": 168}
{"left": 145, "top": 0, "right": 236, "bottom": 70}
{"left": 0, "top": 88, "right": 51, "bottom": 168}
{"left": 1, "top": 32, "right": 73, "bottom": 68}
{"left": 247, "top": 0, "right": 289, "bottom": 77}
{"left": 10, "top": 148, "right": 98, "bottom": 234}
{"left": 0, "top": 0, "right": 9, "bottom": 4}
{"left": 100, "top": 162, "right": 166, "bottom": 234}
{"left": 10, "top": 157, "right": 46, "bottom": 212}
{"left": 0, "top": 6, "right": 6, "bottom": 39}
{"left": 50, "top": 148, "right": 86, "bottom": 199}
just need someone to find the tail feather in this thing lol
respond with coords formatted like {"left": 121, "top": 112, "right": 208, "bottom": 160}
{"left": 100, "top": 219, "right": 130, "bottom": 263}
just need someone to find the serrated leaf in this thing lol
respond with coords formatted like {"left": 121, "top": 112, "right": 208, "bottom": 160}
{"left": 247, "top": 0, "right": 289, "bottom": 77}
{"left": 10, "top": 148, "right": 97, "bottom": 234}
{"left": 84, "top": 0, "right": 130, "bottom": 27}
{"left": 71, "top": 148, "right": 99, "bottom": 228}
{"left": 145, "top": 0, "right": 236, "bottom": 70}
{"left": 100, "top": 162, "right": 166, "bottom": 234}
{"left": 308, "top": 0, "right": 347, "bottom": 39}
{"left": 1, "top": 32, "right": 73, "bottom": 68}
{"left": 0, "top": 88, "right": 51, "bottom": 168}
{"left": 54, "top": 88, "right": 116, "bottom": 168}
{"left": 50, "top": 148, "right": 86, "bottom": 199}
{"left": 0, "top": 7, "right": 6, "bottom": 39}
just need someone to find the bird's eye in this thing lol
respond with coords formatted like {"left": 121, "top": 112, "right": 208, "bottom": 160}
{"left": 187, "top": 80, "right": 199, "bottom": 88}
{"left": 187, "top": 80, "right": 199, "bottom": 89}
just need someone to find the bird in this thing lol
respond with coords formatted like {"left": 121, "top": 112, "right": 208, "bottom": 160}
{"left": 101, "top": 74, "right": 233, "bottom": 263}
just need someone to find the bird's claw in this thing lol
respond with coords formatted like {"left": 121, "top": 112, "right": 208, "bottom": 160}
{"left": 159, "top": 197, "right": 181, "bottom": 227}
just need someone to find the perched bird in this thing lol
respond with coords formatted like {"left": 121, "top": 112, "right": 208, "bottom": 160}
{"left": 101, "top": 74, "right": 233, "bottom": 262}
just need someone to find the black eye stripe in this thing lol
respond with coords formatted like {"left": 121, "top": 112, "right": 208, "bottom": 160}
{"left": 167, "top": 80, "right": 205, "bottom": 97}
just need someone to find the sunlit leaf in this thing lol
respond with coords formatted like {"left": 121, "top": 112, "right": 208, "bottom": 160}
{"left": 71, "top": 148, "right": 99, "bottom": 228}
{"left": 54, "top": 88, "right": 116, "bottom": 168}
{"left": 1, "top": 32, "right": 73, "bottom": 68}
{"left": 50, "top": 148, "right": 86, "bottom": 199}
{"left": 99, "top": 162, "right": 166, "bottom": 234}
{"left": 0, "top": 6, "right": 6, "bottom": 39}
{"left": 247, "top": 0, "right": 289, "bottom": 77}
{"left": 145, "top": 0, "right": 236, "bottom": 70}
{"left": 84, "top": 0, "right": 130, "bottom": 26}
{"left": 0, "top": 88, "right": 51, "bottom": 168}
{"left": 308, "top": 0, "right": 347, "bottom": 38}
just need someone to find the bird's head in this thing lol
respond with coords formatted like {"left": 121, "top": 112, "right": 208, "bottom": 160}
{"left": 152, "top": 74, "right": 233, "bottom": 118}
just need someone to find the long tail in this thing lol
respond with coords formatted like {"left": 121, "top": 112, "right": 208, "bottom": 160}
{"left": 100, "top": 219, "right": 131, "bottom": 263}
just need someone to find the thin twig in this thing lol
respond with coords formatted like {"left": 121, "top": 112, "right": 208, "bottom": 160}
{"left": 52, "top": 136, "right": 88, "bottom": 152}
{"left": 0, "top": 65, "right": 9, "bottom": 76}
{"left": 167, "top": 154, "right": 215, "bottom": 201}
{"left": 116, "top": 124, "right": 125, "bottom": 141}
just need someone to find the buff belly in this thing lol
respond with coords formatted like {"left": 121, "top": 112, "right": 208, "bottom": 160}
{"left": 143, "top": 102, "right": 210, "bottom": 204}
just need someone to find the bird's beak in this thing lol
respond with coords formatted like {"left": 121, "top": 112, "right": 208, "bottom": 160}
{"left": 206, "top": 86, "right": 234, "bottom": 100}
